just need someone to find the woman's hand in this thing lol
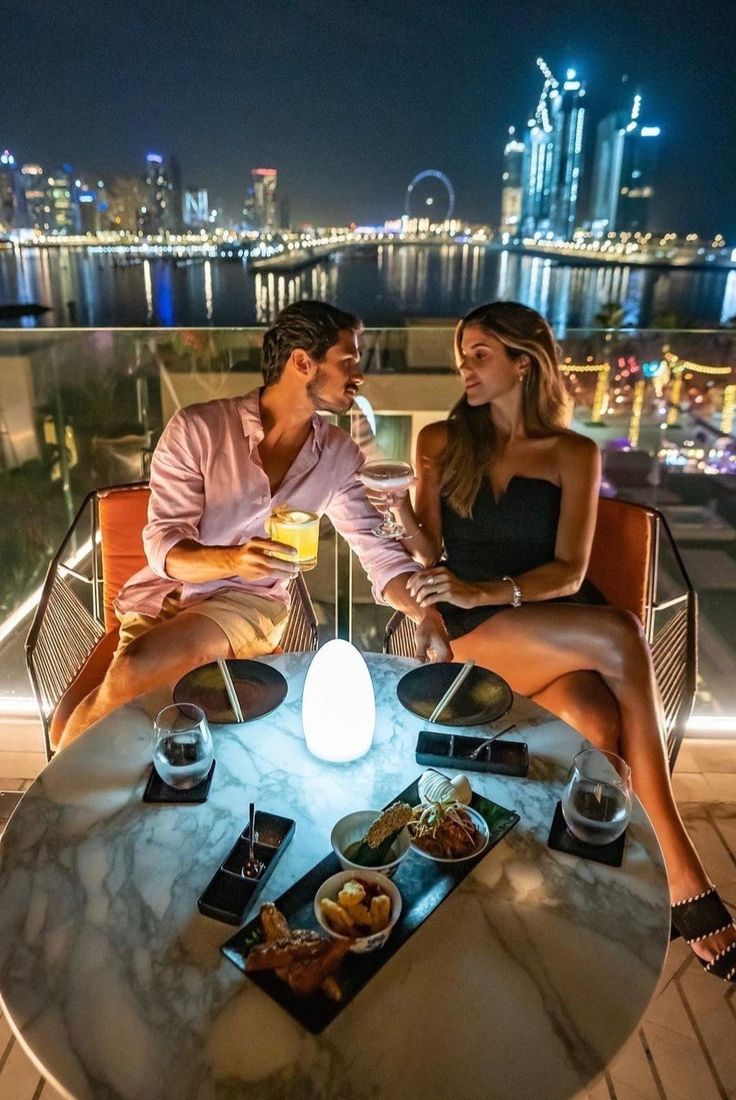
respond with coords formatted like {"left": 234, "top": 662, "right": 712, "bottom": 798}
{"left": 365, "top": 480, "right": 416, "bottom": 518}
{"left": 407, "top": 567, "right": 480, "bottom": 610}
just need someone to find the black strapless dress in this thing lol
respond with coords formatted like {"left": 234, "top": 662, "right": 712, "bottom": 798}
{"left": 438, "top": 475, "right": 604, "bottom": 640}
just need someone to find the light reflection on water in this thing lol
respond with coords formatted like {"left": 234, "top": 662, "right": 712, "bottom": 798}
{"left": 0, "top": 243, "right": 732, "bottom": 329}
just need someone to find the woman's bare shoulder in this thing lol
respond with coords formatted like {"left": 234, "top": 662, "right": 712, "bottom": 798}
{"left": 416, "top": 420, "right": 448, "bottom": 457}
{"left": 554, "top": 429, "right": 601, "bottom": 476}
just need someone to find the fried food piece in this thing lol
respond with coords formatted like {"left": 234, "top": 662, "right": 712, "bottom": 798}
{"left": 255, "top": 897, "right": 341, "bottom": 1003}
{"left": 348, "top": 902, "right": 372, "bottom": 929}
{"left": 337, "top": 880, "right": 366, "bottom": 908}
{"left": 260, "top": 902, "right": 290, "bottom": 941}
{"left": 246, "top": 932, "right": 327, "bottom": 972}
{"left": 320, "top": 897, "right": 354, "bottom": 935}
{"left": 321, "top": 975, "right": 342, "bottom": 1002}
{"left": 286, "top": 938, "right": 353, "bottom": 996}
{"left": 369, "top": 894, "right": 391, "bottom": 933}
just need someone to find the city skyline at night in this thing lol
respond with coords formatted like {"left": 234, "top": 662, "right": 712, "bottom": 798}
{"left": 2, "top": 0, "right": 734, "bottom": 237}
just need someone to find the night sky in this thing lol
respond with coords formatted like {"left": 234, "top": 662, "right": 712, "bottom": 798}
{"left": 4, "top": 0, "right": 735, "bottom": 237}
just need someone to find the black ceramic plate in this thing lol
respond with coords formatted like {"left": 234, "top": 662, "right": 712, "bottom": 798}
{"left": 397, "top": 662, "right": 513, "bottom": 726}
{"left": 174, "top": 659, "right": 288, "bottom": 724}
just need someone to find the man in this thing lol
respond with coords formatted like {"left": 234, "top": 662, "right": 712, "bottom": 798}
{"left": 59, "top": 300, "right": 451, "bottom": 748}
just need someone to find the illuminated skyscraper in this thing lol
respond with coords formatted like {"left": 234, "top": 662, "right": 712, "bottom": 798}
{"left": 252, "top": 168, "right": 278, "bottom": 230}
{"left": 142, "top": 153, "right": 182, "bottom": 234}
{"left": 0, "top": 149, "right": 20, "bottom": 230}
{"left": 520, "top": 59, "right": 586, "bottom": 239}
{"left": 47, "top": 167, "right": 78, "bottom": 234}
{"left": 549, "top": 69, "right": 586, "bottom": 239}
{"left": 590, "top": 89, "right": 661, "bottom": 235}
{"left": 500, "top": 127, "right": 524, "bottom": 235}
{"left": 20, "top": 164, "right": 47, "bottom": 230}
{"left": 183, "top": 188, "right": 209, "bottom": 229}
{"left": 107, "top": 174, "right": 147, "bottom": 233}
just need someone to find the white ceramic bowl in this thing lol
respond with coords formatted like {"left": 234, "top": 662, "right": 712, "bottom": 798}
{"left": 314, "top": 869, "right": 402, "bottom": 953}
{"left": 330, "top": 810, "right": 411, "bottom": 878}
{"left": 409, "top": 804, "right": 490, "bottom": 863}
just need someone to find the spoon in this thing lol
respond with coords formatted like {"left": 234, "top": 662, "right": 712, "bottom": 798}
{"left": 242, "top": 801, "right": 265, "bottom": 878}
{"left": 470, "top": 721, "right": 517, "bottom": 756}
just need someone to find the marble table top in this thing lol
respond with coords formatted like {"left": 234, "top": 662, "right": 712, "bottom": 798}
{"left": 0, "top": 653, "right": 670, "bottom": 1100}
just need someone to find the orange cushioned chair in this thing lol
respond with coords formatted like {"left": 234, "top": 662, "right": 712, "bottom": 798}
{"left": 384, "top": 496, "right": 697, "bottom": 770}
{"left": 26, "top": 483, "right": 319, "bottom": 759}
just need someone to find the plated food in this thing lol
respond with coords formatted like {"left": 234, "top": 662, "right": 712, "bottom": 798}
{"left": 408, "top": 769, "right": 490, "bottom": 862}
{"left": 245, "top": 902, "right": 347, "bottom": 1000}
{"left": 331, "top": 803, "right": 412, "bottom": 876}
{"left": 314, "top": 870, "right": 402, "bottom": 953}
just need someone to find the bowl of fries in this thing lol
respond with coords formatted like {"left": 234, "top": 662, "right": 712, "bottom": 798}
{"left": 314, "top": 870, "right": 401, "bottom": 953}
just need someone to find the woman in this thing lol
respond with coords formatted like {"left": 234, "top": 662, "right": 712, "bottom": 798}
{"left": 382, "top": 300, "right": 735, "bottom": 981}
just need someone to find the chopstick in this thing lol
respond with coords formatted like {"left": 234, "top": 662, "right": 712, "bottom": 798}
{"left": 217, "top": 658, "right": 244, "bottom": 723}
{"left": 428, "top": 660, "right": 475, "bottom": 723}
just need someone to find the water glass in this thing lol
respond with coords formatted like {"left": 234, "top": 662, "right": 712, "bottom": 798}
{"left": 561, "top": 748, "right": 632, "bottom": 846}
{"left": 153, "top": 703, "right": 214, "bottom": 790}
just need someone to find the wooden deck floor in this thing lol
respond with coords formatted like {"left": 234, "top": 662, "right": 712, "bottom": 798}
{"left": 1, "top": 740, "right": 735, "bottom": 1099}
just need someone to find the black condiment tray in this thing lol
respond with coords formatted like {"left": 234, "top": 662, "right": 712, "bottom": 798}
{"left": 198, "top": 811, "right": 295, "bottom": 925}
{"left": 416, "top": 730, "right": 529, "bottom": 777}
{"left": 221, "top": 776, "right": 519, "bottom": 1033}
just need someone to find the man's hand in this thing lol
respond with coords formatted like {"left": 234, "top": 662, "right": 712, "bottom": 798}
{"left": 407, "top": 567, "right": 479, "bottom": 610}
{"left": 414, "top": 608, "right": 453, "bottom": 663}
{"left": 228, "top": 538, "right": 299, "bottom": 581}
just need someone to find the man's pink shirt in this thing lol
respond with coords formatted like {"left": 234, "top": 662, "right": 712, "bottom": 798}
{"left": 115, "top": 389, "right": 419, "bottom": 617}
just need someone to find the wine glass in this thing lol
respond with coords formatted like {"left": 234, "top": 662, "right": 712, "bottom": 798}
{"left": 561, "top": 748, "right": 632, "bottom": 846}
{"left": 359, "top": 460, "right": 414, "bottom": 538}
{"left": 153, "top": 703, "right": 214, "bottom": 790}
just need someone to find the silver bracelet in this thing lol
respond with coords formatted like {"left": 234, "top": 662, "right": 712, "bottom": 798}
{"left": 403, "top": 523, "right": 424, "bottom": 540}
{"left": 502, "top": 575, "right": 522, "bottom": 608}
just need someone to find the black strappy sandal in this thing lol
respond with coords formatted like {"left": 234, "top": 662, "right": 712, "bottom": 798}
{"left": 670, "top": 887, "right": 736, "bottom": 982}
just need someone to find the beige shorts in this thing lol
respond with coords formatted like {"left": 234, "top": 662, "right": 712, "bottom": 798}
{"left": 115, "top": 589, "right": 289, "bottom": 659}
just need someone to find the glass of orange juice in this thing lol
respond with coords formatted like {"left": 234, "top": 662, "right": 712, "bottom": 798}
{"left": 269, "top": 508, "right": 320, "bottom": 572}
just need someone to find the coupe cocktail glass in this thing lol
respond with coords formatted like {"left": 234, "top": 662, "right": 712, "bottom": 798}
{"left": 359, "top": 460, "right": 414, "bottom": 538}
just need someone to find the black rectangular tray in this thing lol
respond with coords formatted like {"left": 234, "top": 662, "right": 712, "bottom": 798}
{"left": 416, "top": 730, "right": 529, "bottom": 777}
{"left": 199, "top": 810, "right": 295, "bottom": 925}
{"left": 221, "top": 776, "right": 519, "bottom": 1032}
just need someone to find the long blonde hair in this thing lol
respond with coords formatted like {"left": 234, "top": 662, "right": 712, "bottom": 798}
{"left": 441, "top": 301, "right": 569, "bottom": 517}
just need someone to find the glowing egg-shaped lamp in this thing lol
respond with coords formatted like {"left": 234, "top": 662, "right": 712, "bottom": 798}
{"left": 301, "top": 640, "right": 375, "bottom": 763}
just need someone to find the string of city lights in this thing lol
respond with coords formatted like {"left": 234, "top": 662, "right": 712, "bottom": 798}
{"left": 663, "top": 352, "right": 732, "bottom": 376}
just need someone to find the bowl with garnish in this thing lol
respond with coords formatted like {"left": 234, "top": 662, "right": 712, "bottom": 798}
{"left": 314, "top": 870, "right": 402, "bottom": 953}
{"left": 331, "top": 803, "right": 413, "bottom": 878}
{"left": 408, "top": 800, "right": 490, "bottom": 863}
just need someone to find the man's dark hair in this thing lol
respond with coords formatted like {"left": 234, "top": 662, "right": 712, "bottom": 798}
{"left": 261, "top": 300, "right": 362, "bottom": 386}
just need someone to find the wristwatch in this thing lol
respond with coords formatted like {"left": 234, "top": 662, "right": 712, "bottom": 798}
{"left": 502, "top": 575, "right": 522, "bottom": 608}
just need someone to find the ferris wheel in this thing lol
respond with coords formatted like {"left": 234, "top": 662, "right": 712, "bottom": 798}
{"left": 404, "top": 170, "right": 456, "bottom": 221}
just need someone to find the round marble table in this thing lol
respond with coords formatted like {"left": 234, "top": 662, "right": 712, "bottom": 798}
{"left": 0, "top": 653, "right": 670, "bottom": 1100}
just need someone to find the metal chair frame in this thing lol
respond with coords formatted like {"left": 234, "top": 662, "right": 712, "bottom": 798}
{"left": 26, "top": 482, "right": 319, "bottom": 760}
{"left": 384, "top": 502, "right": 697, "bottom": 771}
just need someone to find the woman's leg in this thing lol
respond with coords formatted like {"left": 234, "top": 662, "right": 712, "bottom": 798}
{"left": 452, "top": 603, "right": 733, "bottom": 963}
{"left": 532, "top": 671, "right": 621, "bottom": 755}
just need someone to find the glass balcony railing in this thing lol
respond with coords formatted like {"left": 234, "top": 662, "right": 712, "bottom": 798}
{"left": 1, "top": 326, "right": 735, "bottom": 732}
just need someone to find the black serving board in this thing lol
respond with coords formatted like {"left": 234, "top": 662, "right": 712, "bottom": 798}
{"left": 416, "top": 730, "right": 529, "bottom": 777}
{"left": 199, "top": 810, "right": 296, "bottom": 925}
{"left": 221, "top": 777, "right": 519, "bottom": 1033}
{"left": 174, "top": 659, "right": 288, "bottom": 725}
{"left": 397, "top": 662, "right": 513, "bottom": 726}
